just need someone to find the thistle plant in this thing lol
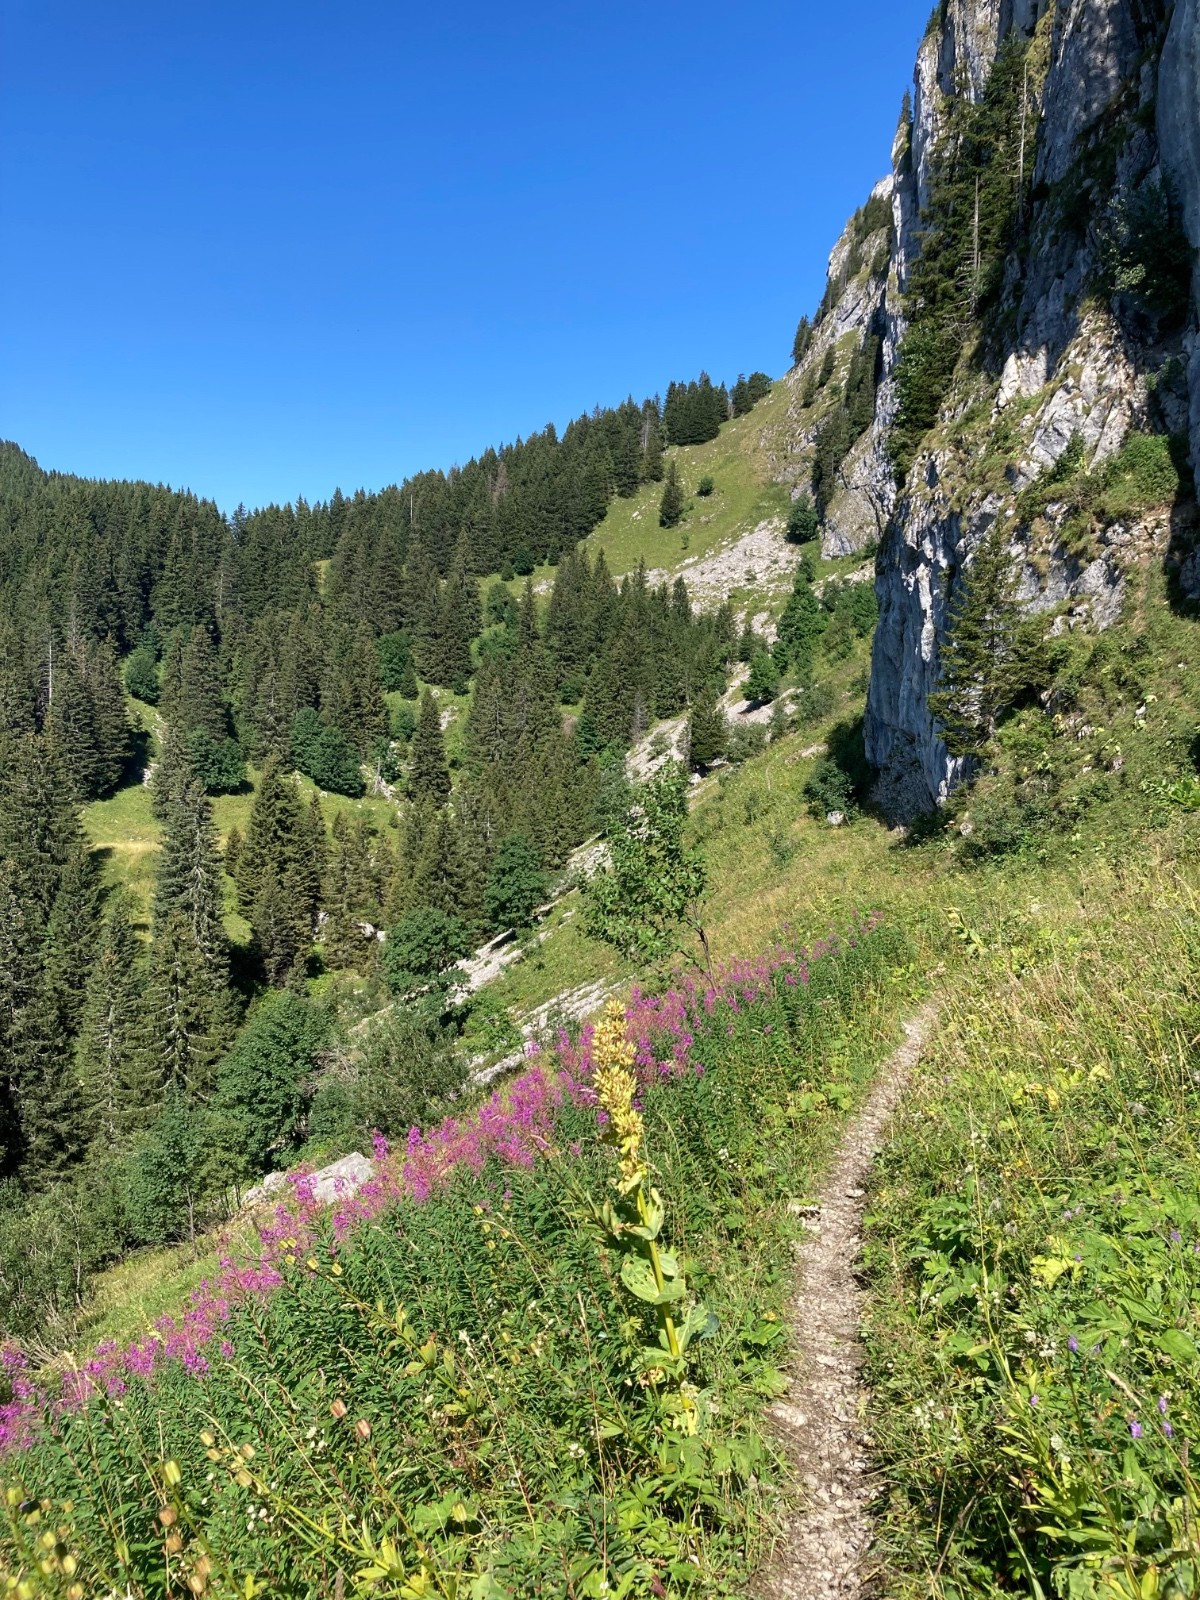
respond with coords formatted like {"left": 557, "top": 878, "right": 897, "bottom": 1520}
{"left": 590, "top": 1001, "right": 712, "bottom": 1435}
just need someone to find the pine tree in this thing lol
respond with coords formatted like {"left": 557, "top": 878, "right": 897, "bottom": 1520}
{"left": 409, "top": 689, "right": 451, "bottom": 807}
{"left": 76, "top": 893, "right": 157, "bottom": 1150}
{"left": 687, "top": 687, "right": 727, "bottom": 770}
{"left": 929, "top": 523, "right": 1033, "bottom": 756}
{"left": 142, "top": 910, "right": 228, "bottom": 1098}
{"left": 236, "top": 758, "right": 319, "bottom": 984}
{"left": 154, "top": 776, "right": 228, "bottom": 984}
{"left": 658, "top": 460, "right": 684, "bottom": 529}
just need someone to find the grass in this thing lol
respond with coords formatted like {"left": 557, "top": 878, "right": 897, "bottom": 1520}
{"left": 861, "top": 831, "right": 1200, "bottom": 1596}
{"left": 502, "top": 389, "right": 795, "bottom": 601}
{"left": 4, "top": 919, "right": 916, "bottom": 1599}
{"left": 84, "top": 755, "right": 402, "bottom": 932}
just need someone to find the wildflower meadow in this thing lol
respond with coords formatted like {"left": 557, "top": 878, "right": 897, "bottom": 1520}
{"left": 1, "top": 915, "right": 908, "bottom": 1599}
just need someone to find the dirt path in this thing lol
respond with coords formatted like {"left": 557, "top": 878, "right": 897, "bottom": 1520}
{"left": 755, "top": 1001, "right": 937, "bottom": 1600}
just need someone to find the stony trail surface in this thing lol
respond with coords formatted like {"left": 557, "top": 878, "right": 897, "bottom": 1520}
{"left": 755, "top": 1001, "right": 937, "bottom": 1600}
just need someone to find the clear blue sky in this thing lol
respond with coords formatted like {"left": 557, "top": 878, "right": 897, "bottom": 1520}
{"left": 1, "top": 0, "right": 928, "bottom": 512}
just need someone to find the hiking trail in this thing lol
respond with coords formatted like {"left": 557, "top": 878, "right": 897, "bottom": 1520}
{"left": 755, "top": 1001, "right": 938, "bottom": 1599}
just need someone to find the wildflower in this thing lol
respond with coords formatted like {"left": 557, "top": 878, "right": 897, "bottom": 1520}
{"left": 1068, "top": 1336, "right": 1078, "bottom": 1353}
{"left": 355, "top": 1418, "right": 372, "bottom": 1442}
{"left": 1170, "top": 1229, "right": 1181, "bottom": 1242}
{"left": 1130, "top": 1419, "right": 1143, "bottom": 1439}
{"left": 1164, "top": 1422, "right": 1174, "bottom": 1438}
{"left": 1159, "top": 1396, "right": 1168, "bottom": 1414}
{"left": 1029, "top": 1394, "right": 1039, "bottom": 1408}
{"left": 592, "top": 1003, "right": 646, "bottom": 1194}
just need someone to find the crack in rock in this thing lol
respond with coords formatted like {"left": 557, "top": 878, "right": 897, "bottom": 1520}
{"left": 754, "top": 1001, "right": 937, "bottom": 1600}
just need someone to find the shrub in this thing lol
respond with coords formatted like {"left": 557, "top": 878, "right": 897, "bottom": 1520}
{"left": 215, "top": 993, "right": 331, "bottom": 1178}
{"left": 290, "top": 708, "right": 364, "bottom": 796}
{"left": 185, "top": 728, "right": 245, "bottom": 794}
{"left": 786, "top": 493, "right": 820, "bottom": 544}
{"left": 376, "top": 630, "right": 417, "bottom": 695}
{"left": 389, "top": 700, "right": 417, "bottom": 743}
{"left": 123, "top": 646, "right": 159, "bottom": 704}
{"left": 485, "top": 833, "right": 548, "bottom": 932}
{"left": 382, "top": 907, "right": 473, "bottom": 1000}
{"left": 745, "top": 651, "right": 781, "bottom": 705}
{"left": 697, "top": 474, "right": 715, "bottom": 497}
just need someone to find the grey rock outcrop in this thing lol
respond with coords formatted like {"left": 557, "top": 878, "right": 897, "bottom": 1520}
{"left": 856, "top": 0, "right": 1198, "bottom": 814}
{"left": 1159, "top": 0, "right": 1200, "bottom": 470}
{"left": 243, "top": 1151, "right": 375, "bottom": 1210}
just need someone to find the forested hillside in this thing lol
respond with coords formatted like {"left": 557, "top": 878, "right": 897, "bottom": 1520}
{"left": 0, "top": 359, "right": 785, "bottom": 1337}
{"left": 1, "top": 0, "right": 1199, "bottom": 1593}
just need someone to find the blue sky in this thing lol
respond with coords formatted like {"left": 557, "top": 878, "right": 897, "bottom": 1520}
{"left": 0, "top": 0, "right": 929, "bottom": 512}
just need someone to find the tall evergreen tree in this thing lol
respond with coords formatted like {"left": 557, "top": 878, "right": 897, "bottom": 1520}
{"left": 154, "top": 776, "right": 228, "bottom": 985}
{"left": 76, "top": 893, "right": 156, "bottom": 1151}
{"left": 658, "top": 461, "right": 684, "bottom": 529}
{"left": 929, "top": 523, "right": 1035, "bottom": 756}
{"left": 236, "top": 758, "right": 320, "bottom": 984}
{"left": 409, "top": 689, "right": 451, "bottom": 807}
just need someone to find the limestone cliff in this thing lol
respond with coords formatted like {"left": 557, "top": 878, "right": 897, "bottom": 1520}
{"left": 811, "top": 0, "right": 1200, "bottom": 815}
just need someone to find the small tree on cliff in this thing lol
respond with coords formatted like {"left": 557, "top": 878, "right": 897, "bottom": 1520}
{"left": 929, "top": 522, "right": 1034, "bottom": 756}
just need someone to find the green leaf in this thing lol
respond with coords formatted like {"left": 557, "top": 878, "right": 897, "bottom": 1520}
{"left": 1155, "top": 1328, "right": 1198, "bottom": 1361}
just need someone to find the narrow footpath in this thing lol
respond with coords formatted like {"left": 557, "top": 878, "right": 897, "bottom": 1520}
{"left": 756, "top": 1002, "right": 938, "bottom": 1600}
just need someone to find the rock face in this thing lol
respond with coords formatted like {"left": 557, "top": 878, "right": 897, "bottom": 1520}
{"left": 819, "top": 0, "right": 1200, "bottom": 814}
{"left": 1159, "top": 0, "right": 1200, "bottom": 470}
{"left": 762, "top": 181, "right": 894, "bottom": 557}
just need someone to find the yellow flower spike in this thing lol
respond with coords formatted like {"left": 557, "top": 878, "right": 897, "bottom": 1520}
{"left": 593, "top": 1002, "right": 647, "bottom": 1194}
{"left": 164, "top": 1460, "right": 182, "bottom": 1487}
{"left": 306, "top": 1256, "right": 319, "bottom": 1272}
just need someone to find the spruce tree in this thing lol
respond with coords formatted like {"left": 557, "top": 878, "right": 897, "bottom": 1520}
{"left": 688, "top": 688, "right": 727, "bottom": 770}
{"left": 929, "top": 523, "right": 1033, "bottom": 756}
{"left": 142, "top": 910, "right": 228, "bottom": 1098}
{"left": 153, "top": 776, "right": 228, "bottom": 984}
{"left": 44, "top": 646, "right": 104, "bottom": 800}
{"left": 236, "top": 758, "right": 319, "bottom": 984}
{"left": 409, "top": 689, "right": 451, "bottom": 807}
{"left": 658, "top": 460, "right": 684, "bottom": 529}
{"left": 76, "top": 893, "right": 156, "bottom": 1151}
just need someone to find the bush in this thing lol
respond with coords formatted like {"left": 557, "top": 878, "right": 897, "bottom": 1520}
{"left": 389, "top": 700, "right": 417, "bottom": 743}
{"left": 290, "top": 708, "right": 364, "bottom": 796}
{"left": 382, "top": 907, "right": 473, "bottom": 1000}
{"left": 186, "top": 728, "right": 246, "bottom": 794}
{"left": 485, "top": 833, "right": 548, "bottom": 932}
{"left": 696, "top": 474, "right": 715, "bottom": 497}
{"left": 123, "top": 646, "right": 159, "bottom": 704}
{"left": 786, "top": 494, "right": 820, "bottom": 544}
{"left": 726, "top": 721, "right": 768, "bottom": 764}
{"left": 215, "top": 993, "right": 331, "bottom": 1178}
{"left": 793, "top": 680, "right": 837, "bottom": 727}
{"left": 377, "top": 631, "right": 418, "bottom": 695}
{"left": 745, "top": 651, "right": 781, "bottom": 705}
{"left": 802, "top": 719, "right": 870, "bottom": 818}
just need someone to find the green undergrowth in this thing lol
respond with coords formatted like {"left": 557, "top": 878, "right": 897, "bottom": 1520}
{"left": 862, "top": 831, "right": 1200, "bottom": 1598}
{"left": 4, "top": 923, "right": 916, "bottom": 1598}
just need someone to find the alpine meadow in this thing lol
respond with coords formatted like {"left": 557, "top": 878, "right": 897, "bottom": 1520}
{"left": 2, "top": 1, "right": 1200, "bottom": 1596}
